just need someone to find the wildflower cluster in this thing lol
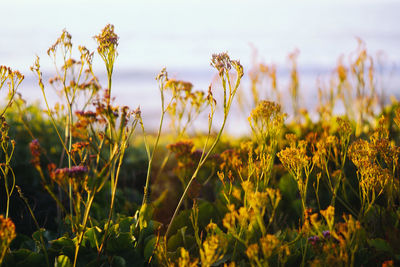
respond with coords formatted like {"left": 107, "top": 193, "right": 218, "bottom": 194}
{"left": 249, "top": 100, "right": 286, "bottom": 145}
{"left": 164, "top": 78, "right": 208, "bottom": 137}
{"left": 200, "top": 223, "right": 227, "bottom": 267}
{"left": 278, "top": 138, "right": 314, "bottom": 212}
{"left": 2, "top": 27, "right": 400, "bottom": 267}
{"left": 94, "top": 24, "right": 119, "bottom": 88}
{"left": 52, "top": 165, "right": 88, "bottom": 181}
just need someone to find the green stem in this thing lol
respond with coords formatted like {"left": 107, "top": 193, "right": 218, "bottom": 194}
{"left": 166, "top": 109, "right": 228, "bottom": 238}
{"left": 141, "top": 108, "right": 165, "bottom": 207}
{"left": 73, "top": 192, "right": 95, "bottom": 267}
{"left": 17, "top": 186, "right": 50, "bottom": 267}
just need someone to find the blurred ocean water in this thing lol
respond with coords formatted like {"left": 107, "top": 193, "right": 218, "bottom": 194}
{"left": 1, "top": 0, "right": 400, "bottom": 133}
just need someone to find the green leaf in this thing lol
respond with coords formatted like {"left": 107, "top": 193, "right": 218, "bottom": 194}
{"left": 86, "top": 255, "right": 108, "bottom": 267}
{"left": 167, "top": 231, "right": 183, "bottom": 252}
{"left": 32, "top": 228, "right": 46, "bottom": 250}
{"left": 198, "top": 201, "right": 219, "bottom": 228}
{"left": 111, "top": 256, "right": 126, "bottom": 267}
{"left": 49, "top": 237, "right": 75, "bottom": 259}
{"left": 2, "top": 249, "right": 45, "bottom": 267}
{"left": 106, "top": 232, "right": 135, "bottom": 253}
{"left": 10, "top": 234, "right": 36, "bottom": 251}
{"left": 119, "top": 217, "right": 135, "bottom": 233}
{"left": 140, "top": 220, "right": 162, "bottom": 240}
{"left": 278, "top": 173, "right": 298, "bottom": 200}
{"left": 83, "top": 227, "right": 101, "bottom": 249}
{"left": 55, "top": 255, "right": 72, "bottom": 267}
{"left": 166, "top": 210, "right": 192, "bottom": 237}
{"left": 166, "top": 227, "right": 196, "bottom": 252}
{"left": 368, "top": 238, "right": 393, "bottom": 254}
{"left": 139, "top": 204, "right": 154, "bottom": 230}
{"left": 143, "top": 235, "right": 157, "bottom": 261}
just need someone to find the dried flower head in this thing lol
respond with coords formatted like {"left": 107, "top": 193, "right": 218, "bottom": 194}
{"left": 94, "top": 24, "right": 119, "bottom": 56}
{"left": 211, "top": 52, "right": 243, "bottom": 78}
{"left": 47, "top": 29, "right": 72, "bottom": 56}
{"left": 51, "top": 166, "right": 89, "bottom": 184}
{"left": 211, "top": 53, "right": 232, "bottom": 76}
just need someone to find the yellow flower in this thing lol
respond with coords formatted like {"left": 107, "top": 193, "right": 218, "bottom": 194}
{"left": 246, "top": 243, "right": 259, "bottom": 261}
{"left": 0, "top": 215, "right": 16, "bottom": 262}
{"left": 248, "top": 100, "right": 286, "bottom": 145}
{"left": 320, "top": 206, "right": 335, "bottom": 231}
{"left": 178, "top": 247, "right": 198, "bottom": 267}
{"left": 260, "top": 234, "right": 280, "bottom": 259}
{"left": 277, "top": 140, "right": 310, "bottom": 181}
{"left": 200, "top": 234, "right": 226, "bottom": 267}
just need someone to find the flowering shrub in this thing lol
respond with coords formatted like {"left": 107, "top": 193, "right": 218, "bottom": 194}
{"left": 0, "top": 25, "right": 400, "bottom": 266}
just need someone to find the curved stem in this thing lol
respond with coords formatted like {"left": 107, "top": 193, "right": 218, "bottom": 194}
{"left": 166, "top": 112, "right": 228, "bottom": 238}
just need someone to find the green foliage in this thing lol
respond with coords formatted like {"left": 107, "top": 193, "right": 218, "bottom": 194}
{"left": 2, "top": 26, "right": 400, "bottom": 267}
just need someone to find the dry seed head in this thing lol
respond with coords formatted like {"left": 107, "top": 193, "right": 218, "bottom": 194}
{"left": 78, "top": 46, "right": 94, "bottom": 65}
{"left": 231, "top": 60, "right": 244, "bottom": 78}
{"left": 94, "top": 24, "right": 119, "bottom": 55}
{"left": 211, "top": 52, "right": 231, "bottom": 75}
{"left": 0, "top": 66, "right": 12, "bottom": 80}
{"left": 156, "top": 67, "right": 168, "bottom": 83}
{"left": 47, "top": 29, "right": 72, "bottom": 56}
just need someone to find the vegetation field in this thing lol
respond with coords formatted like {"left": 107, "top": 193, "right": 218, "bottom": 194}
{"left": 1, "top": 25, "right": 400, "bottom": 266}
